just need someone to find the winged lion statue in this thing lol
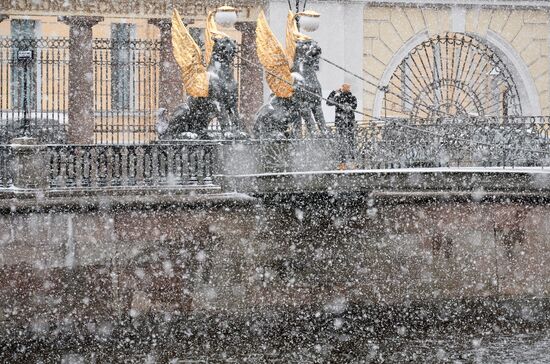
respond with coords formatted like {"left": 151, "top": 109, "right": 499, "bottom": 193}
{"left": 157, "top": 10, "right": 244, "bottom": 140}
{"left": 253, "top": 10, "right": 327, "bottom": 138}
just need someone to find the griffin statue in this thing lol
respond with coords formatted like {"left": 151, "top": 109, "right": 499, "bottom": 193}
{"left": 157, "top": 9, "right": 244, "bottom": 140}
{"left": 253, "top": 10, "right": 327, "bottom": 138}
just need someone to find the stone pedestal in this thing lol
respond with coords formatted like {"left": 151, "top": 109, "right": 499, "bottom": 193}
{"left": 235, "top": 21, "right": 264, "bottom": 132}
{"left": 59, "top": 16, "right": 103, "bottom": 144}
{"left": 11, "top": 137, "right": 48, "bottom": 189}
{"left": 149, "top": 18, "right": 185, "bottom": 117}
{"left": 220, "top": 142, "right": 259, "bottom": 175}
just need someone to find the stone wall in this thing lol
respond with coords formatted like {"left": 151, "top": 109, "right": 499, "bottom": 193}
{"left": 0, "top": 194, "right": 548, "bottom": 330}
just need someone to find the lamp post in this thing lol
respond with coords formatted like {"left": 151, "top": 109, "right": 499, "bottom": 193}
{"left": 214, "top": 5, "right": 238, "bottom": 28}
{"left": 287, "top": 0, "right": 320, "bottom": 32}
{"left": 288, "top": 0, "right": 307, "bottom": 14}
{"left": 16, "top": 49, "right": 34, "bottom": 137}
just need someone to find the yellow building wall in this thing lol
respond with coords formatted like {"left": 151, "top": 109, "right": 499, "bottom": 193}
{"left": 363, "top": 6, "right": 550, "bottom": 117}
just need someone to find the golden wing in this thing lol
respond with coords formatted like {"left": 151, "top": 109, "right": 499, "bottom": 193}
{"left": 204, "top": 10, "right": 230, "bottom": 66}
{"left": 171, "top": 9, "right": 209, "bottom": 97}
{"left": 256, "top": 10, "right": 294, "bottom": 98}
{"left": 285, "top": 10, "right": 311, "bottom": 66}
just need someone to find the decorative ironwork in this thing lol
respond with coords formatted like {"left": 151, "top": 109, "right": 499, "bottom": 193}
{"left": 383, "top": 33, "right": 522, "bottom": 120}
{"left": 93, "top": 38, "right": 161, "bottom": 144}
{"left": 357, "top": 116, "right": 550, "bottom": 169}
{"left": 0, "top": 37, "right": 69, "bottom": 143}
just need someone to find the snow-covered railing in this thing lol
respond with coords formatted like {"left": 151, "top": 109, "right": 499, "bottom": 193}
{"left": 47, "top": 142, "right": 219, "bottom": 188}
{"left": 0, "top": 141, "right": 221, "bottom": 190}
{"left": 357, "top": 117, "right": 550, "bottom": 169}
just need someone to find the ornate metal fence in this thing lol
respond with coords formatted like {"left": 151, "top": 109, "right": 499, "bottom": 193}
{"left": 0, "top": 37, "right": 69, "bottom": 144}
{"left": 0, "top": 142, "right": 219, "bottom": 189}
{"left": 47, "top": 142, "right": 218, "bottom": 188}
{"left": 93, "top": 38, "right": 161, "bottom": 144}
{"left": 357, "top": 116, "right": 550, "bottom": 169}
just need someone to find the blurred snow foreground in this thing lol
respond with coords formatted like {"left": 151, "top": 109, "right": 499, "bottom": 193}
{"left": 2, "top": 143, "right": 550, "bottom": 362}
{"left": 3, "top": 113, "right": 550, "bottom": 362}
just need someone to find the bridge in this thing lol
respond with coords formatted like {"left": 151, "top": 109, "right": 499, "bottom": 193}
{"left": 2, "top": 115, "right": 550, "bottom": 204}
{"left": 0, "top": 6, "right": 550, "bottom": 357}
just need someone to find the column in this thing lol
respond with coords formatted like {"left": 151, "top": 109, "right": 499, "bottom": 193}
{"left": 235, "top": 21, "right": 264, "bottom": 131}
{"left": 148, "top": 18, "right": 185, "bottom": 117}
{"left": 58, "top": 16, "right": 103, "bottom": 144}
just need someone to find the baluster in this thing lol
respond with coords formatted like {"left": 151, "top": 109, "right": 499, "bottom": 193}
{"left": 64, "top": 147, "right": 75, "bottom": 187}
{"left": 165, "top": 144, "right": 175, "bottom": 185}
{"left": 188, "top": 145, "right": 198, "bottom": 185}
{"left": 178, "top": 145, "right": 188, "bottom": 185}
{"left": 136, "top": 146, "right": 146, "bottom": 185}
{"left": 157, "top": 146, "right": 167, "bottom": 185}
{"left": 2, "top": 148, "right": 10, "bottom": 188}
{"left": 74, "top": 147, "right": 83, "bottom": 188}
{"left": 120, "top": 146, "right": 129, "bottom": 186}
{"left": 97, "top": 147, "right": 108, "bottom": 187}
{"left": 58, "top": 147, "right": 68, "bottom": 188}
{"left": 106, "top": 147, "right": 114, "bottom": 187}
{"left": 80, "top": 147, "right": 90, "bottom": 187}
{"left": 127, "top": 146, "right": 137, "bottom": 186}
{"left": 151, "top": 145, "right": 160, "bottom": 185}
{"left": 111, "top": 146, "right": 121, "bottom": 187}
{"left": 0, "top": 148, "right": 4, "bottom": 188}
{"left": 89, "top": 147, "right": 98, "bottom": 188}
{"left": 203, "top": 144, "right": 213, "bottom": 186}
{"left": 46, "top": 148, "right": 56, "bottom": 188}
{"left": 142, "top": 146, "right": 151, "bottom": 185}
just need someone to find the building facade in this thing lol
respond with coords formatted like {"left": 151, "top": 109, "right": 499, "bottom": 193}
{"left": 0, "top": 0, "right": 264, "bottom": 144}
{"left": 0, "top": 0, "right": 549, "bottom": 143}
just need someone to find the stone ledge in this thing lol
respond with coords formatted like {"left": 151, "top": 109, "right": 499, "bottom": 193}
{"left": 227, "top": 167, "right": 550, "bottom": 198}
{"left": 0, "top": 186, "right": 256, "bottom": 212}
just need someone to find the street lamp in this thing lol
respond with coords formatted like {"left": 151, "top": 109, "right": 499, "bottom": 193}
{"left": 288, "top": 0, "right": 307, "bottom": 13}
{"left": 288, "top": 0, "right": 319, "bottom": 32}
{"left": 214, "top": 5, "right": 238, "bottom": 28}
{"left": 16, "top": 49, "right": 34, "bottom": 137}
{"left": 296, "top": 10, "right": 320, "bottom": 32}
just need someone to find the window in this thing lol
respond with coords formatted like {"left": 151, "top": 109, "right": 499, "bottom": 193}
{"left": 10, "top": 19, "right": 37, "bottom": 110}
{"left": 111, "top": 23, "right": 135, "bottom": 111}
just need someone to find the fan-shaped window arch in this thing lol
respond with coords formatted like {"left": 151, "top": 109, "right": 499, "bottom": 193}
{"left": 382, "top": 32, "right": 523, "bottom": 120}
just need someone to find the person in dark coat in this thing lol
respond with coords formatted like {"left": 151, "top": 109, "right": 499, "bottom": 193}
{"left": 327, "top": 83, "right": 357, "bottom": 169}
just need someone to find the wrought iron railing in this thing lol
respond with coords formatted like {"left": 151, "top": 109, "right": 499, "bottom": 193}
{"left": 2, "top": 116, "right": 550, "bottom": 192}
{"left": 47, "top": 142, "right": 218, "bottom": 188}
{"left": 357, "top": 116, "right": 550, "bottom": 169}
{"left": 0, "top": 142, "right": 220, "bottom": 189}
{"left": 0, "top": 37, "right": 69, "bottom": 143}
{"left": 93, "top": 38, "right": 161, "bottom": 145}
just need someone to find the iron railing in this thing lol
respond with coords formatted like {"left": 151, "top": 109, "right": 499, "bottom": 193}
{"left": 0, "top": 142, "right": 219, "bottom": 189}
{"left": 2, "top": 116, "right": 550, "bottom": 191}
{"left": 0, "top": 37, "right": 69, "bottom": 143}
{"left": 382, "top": 32, "right": 523, "bottom": 119}
{"left": 357, "top": 116, "right": 550, "bottom": 169}
{"left": 93, "top": 38, "right": 161, "bottom": 145}
{"left": 47, "top": 142, "right": 218, "bottom": 188}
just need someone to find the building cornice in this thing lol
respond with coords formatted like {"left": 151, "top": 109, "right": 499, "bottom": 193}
{"left": 0, "top": 0, "right": 267, "bottom": 19}
{"left": 364, "top": 0, "right": 550, "bottom": 9}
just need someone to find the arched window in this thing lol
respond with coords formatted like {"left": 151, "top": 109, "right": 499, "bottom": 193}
{"left": 382, "top": 32, "right": 522, "bottom": 121}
